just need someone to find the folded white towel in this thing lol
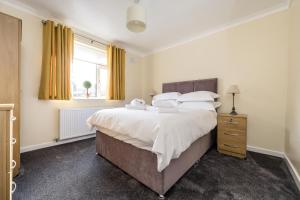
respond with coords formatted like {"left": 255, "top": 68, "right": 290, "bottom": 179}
{"left": 125, "top": 104, "right": 146, "bottom": 110}
{"left": 130, "top": 98, "right": 146, "bottom": 106}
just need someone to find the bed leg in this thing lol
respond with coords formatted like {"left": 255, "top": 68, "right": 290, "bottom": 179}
{"left": 158, "top": 194, "right": 165, "bottom": 199}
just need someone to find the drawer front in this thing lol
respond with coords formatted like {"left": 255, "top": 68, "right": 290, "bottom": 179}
{"left": 218, "top": 116, "right": 246, "bottom": 131}
{"left": 218, "top": 129, "right": 246, "bottom": 143}
{"left": 219, "top": 142, "right": 246, "bottom": 155}
{"left": 218, "top": 131, "right": 246, "bottom": 155}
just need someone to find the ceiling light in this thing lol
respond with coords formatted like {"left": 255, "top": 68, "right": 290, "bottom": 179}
{"left": 127, "top": 0, "right": 146, "bottom": 33}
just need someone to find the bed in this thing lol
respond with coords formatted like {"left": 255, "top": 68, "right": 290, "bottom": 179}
{"left": 91, "top": 78, "right": 218, "bottom": 198}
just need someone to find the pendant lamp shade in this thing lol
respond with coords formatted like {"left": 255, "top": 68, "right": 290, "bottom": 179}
{"left": 127, "top": 4, "right": 146, "bottom": 33}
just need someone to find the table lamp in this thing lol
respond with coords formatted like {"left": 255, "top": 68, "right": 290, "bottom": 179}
{"left": 149, "top": 89, "right": 156, "bottom": 98}
{"left": 227, "top": 85, "right": 240, "bottom": 115}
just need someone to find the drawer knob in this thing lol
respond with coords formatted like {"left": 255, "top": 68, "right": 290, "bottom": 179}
{"left": 11, "top": 138, "right": 17, "bottom": 145}
{"left": 12, "top": 160, "right": 16, "bottom": 169}
{"left": 11, "top": 181, "right": 17, "bottom": 194}
{"left": 224, "top": 144, "right": 240, "bottom": 148}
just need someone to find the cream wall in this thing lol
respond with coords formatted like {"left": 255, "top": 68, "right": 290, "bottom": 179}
{"left": 286, "top": 0, "right": 300, "bottom": 174}
{"left": 0, "top": 3, "right": 143, "bottom": 148}
{"left": 142, "top": 11, "right": 289, "bottom": 152}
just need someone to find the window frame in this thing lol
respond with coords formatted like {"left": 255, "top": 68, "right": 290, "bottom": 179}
{"left": 71, "top": 40, "right": 108, "bottom": 100}
{"left": 96, "top": 64, "right": 108, "bottom": 98}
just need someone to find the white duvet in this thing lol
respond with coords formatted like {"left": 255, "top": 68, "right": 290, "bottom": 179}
{"left": 87, "top": 107, "right": 217, "bottom": 172}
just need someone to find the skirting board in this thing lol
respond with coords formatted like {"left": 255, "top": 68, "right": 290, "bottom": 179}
{"left": 247, "top": 145, "right": 284, "bottom": 158}
{"left": 284, "top": 154, "right": 300, "bottom": 191}
{"left": 20, "top": 134, "right": 96, "bottom": 153}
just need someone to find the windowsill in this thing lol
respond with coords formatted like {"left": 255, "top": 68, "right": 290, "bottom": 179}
{"left": 72, "top": 97, "right": 106, "bottom": 100}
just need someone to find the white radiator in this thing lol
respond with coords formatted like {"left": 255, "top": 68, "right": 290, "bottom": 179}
{"left": 59, "top": 107, "right": 106, "bottom": 140}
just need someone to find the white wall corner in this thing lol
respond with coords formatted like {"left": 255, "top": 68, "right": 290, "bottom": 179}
{"left": 284, "top": 154, "right": 300, "bottom": 191}
{"left": 288, "top": 0, "right": 293, "bottom": 8}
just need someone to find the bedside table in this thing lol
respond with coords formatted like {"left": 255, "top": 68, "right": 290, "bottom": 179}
{"left": 217, "top": 113, "right": 247, "bottom": 159}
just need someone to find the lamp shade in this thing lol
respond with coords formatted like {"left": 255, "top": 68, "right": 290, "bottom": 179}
{"left": 127, "top": 4, "right": 146, "bottom": 33}
{"left": 227, "top": 85, "right": 240, "bottom": 94}
{"left": 149, "top": 89, "right": 156, "bottom": 97}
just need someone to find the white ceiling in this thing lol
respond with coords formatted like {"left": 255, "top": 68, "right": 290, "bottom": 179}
{"left": 4, "top": 0, "right": 289, "bottom": 55}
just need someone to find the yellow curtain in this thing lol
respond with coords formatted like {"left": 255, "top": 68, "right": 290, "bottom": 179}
{"left": 38, "top": 20, "right": 74, "bottom": 100}
{"left": 107, "top": 44, "right": 126, "bottom": 100}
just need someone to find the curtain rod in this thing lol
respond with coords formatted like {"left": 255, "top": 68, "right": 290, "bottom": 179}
{"left": 75, "top": 33, "right": 108, "bottom": 47}
{"left": 41, "top": 20, "right": 108, "bottom": 47}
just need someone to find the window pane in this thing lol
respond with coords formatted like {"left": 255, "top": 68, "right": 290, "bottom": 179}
{"left": 74, "top": 42, "right": 107, "bottom": 65}
{"left": 71, "top": 59, "right": 97, "bottom": 98}
{"left": 72, "top": 39, "right": 108, "bottom": 99}
{"left": 99, "top": 68, "right": 108, "bottom": 97}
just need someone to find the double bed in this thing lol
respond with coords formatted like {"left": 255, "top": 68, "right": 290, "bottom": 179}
{"left": 88, "top": 78, "right": 218, "bottom": 197}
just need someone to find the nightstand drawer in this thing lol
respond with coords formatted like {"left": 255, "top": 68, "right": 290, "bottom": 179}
{"left": 219, "top": 142, "right": 246, "bottom": 155}
{"left": 218, "top": 129, "right": 245, "bottom": 142}
{"left": 218, "top": 116, "right": 246, "bottom": 131}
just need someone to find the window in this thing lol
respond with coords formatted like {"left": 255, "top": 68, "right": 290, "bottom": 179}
{"left": 71, "top": 40, "right": 107, "bottom": 99}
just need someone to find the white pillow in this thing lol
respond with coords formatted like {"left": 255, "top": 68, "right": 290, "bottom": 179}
{"left": 153, "top": 92, "right": 181, "bottom": 101}
{"left": 178, "top": 102, "right": 216, "bottom": 111}
{"left": 177, "top": 91, "right": 219, "bottom": 102}
{"left": 152, "top": 99, "right": 178, "bottom": 108}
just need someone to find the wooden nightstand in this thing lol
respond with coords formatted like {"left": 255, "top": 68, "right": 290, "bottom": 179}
{"left": 217, "top": 113, "right": 247, "bottom": 159}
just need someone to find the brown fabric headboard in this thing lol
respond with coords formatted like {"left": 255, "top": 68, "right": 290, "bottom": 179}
{"left": 162, "top": 78, "right": 218, "bottom": 94}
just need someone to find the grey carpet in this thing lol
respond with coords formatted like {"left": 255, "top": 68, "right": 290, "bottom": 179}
{"left": 13, "top": 138, "right": 300, "bottom": 200}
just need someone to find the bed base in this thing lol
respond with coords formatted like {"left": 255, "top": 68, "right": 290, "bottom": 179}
{"left": 96, "top": 130, "right": 213, "bottom": 196}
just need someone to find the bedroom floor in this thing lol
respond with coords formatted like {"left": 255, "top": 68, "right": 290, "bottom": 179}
{"left": 14, "top": 139, "right": 300, "bottom": 200}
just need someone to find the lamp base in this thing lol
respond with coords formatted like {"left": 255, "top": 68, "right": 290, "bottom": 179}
{"left": 230, "top": 94, "right": 238, "bottom": 115}
{"left": 230, "top": 110, "right": 238, "bottom": 115}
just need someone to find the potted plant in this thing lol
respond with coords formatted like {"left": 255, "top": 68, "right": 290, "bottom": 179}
{"left": 83, "top": 81, "right": 92, "bottom": 98}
